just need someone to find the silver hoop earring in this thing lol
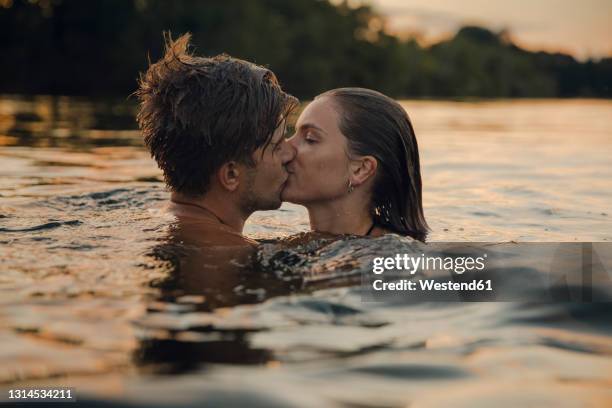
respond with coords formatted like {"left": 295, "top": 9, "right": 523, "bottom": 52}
{"left": 347, "top": 180, "right": 354, "bottom": 193}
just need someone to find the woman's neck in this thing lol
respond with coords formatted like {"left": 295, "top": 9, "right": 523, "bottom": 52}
{"left": 306, "top": 196, "right": 373, "bottom": 236}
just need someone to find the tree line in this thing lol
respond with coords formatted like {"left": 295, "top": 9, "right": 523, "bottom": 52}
{"left": 1, "top": 0, "right": 610, "bottom": 98}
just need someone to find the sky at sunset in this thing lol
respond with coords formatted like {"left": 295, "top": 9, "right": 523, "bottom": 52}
{"left": 363, "top": 0, "right": 612, "bottom": 60}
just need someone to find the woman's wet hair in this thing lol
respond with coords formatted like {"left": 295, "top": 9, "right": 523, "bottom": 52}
{"left": 319, "top": 87, "right": 429, "bottom": 241}
{"left": 136, "top": 33, "right": 298, "bottom": 196}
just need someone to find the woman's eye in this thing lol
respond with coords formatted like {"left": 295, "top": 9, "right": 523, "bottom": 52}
{"left": 305, "top": 132, "right": 317, "bottom": 144}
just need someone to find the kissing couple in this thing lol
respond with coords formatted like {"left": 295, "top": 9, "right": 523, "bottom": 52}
{"left": 136, "top": 34, "right": 428, "bottom": 257}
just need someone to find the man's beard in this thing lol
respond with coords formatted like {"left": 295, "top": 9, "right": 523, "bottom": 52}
{"left": 239, "top": 168, "right": 282, "bottom": 214}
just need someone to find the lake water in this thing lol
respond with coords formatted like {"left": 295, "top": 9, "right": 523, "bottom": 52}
{"left": 1, "top": 95, "right": 611, "bottom": 406}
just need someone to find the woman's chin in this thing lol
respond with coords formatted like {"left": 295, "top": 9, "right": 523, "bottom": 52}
{"left": 280, "top": 190, "right": 297, "bottom": 203}
{"left": 280, "top": 187, "right": 303, "bottom": 204}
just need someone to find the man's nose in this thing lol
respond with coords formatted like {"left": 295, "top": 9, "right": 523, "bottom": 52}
{"left": 281, "top": 138, "right": 297, "bottom": 164}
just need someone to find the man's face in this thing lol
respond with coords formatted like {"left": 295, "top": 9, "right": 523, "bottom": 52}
{"left": 240, "top": 121, "right": 296, "bottom": 212}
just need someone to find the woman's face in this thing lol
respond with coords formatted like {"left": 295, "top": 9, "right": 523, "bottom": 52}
{"left": 282, "top": 96, "right": 352, "bottom": 204}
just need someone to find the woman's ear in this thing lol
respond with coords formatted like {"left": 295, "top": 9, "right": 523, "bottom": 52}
{"left": 350, "top": 155, "right": 377, "bottom": 186}
{"left": 217, "top": 161, "right": 241, "bottom": 192}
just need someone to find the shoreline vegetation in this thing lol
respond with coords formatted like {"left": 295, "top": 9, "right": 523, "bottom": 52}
{"left": 1, "top": 0, "right": 611, "bottom": 99}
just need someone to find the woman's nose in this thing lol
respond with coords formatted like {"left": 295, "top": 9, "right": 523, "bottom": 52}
{"left": 281, "top": 138, "right": 297, "bottom": 164}
{"left": 287, "top": 133, "right": 301, "bottom": 150}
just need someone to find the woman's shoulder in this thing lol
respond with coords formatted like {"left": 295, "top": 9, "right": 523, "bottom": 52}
{"left": 369, "top": 225, "right": 393, "bottom": 237}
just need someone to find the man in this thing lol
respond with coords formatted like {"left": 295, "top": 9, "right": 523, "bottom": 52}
{"left": 136, "top": 34, "right": 298, "bottom": 301}
{"left": 136, "top": 33, "right": 298, "bottom": 248}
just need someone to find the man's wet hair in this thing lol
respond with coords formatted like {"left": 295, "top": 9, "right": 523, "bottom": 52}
{"left": 136, "top": 33, "right": 298, "bottom": 196}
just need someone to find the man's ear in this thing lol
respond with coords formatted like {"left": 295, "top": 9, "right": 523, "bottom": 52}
{"left": 217, "top": 161, "right": 241, "bottom": 192}
{"left": 349, "top": 156, "right": 377, "bottom": 186}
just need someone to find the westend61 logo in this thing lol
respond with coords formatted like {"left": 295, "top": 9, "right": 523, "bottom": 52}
{"left": 372, "top": 253, "right": 488, "bottom": 275}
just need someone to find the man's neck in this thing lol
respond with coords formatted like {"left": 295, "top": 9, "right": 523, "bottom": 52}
{"left": 306, "top": 195, "right": 373, "bottom": 236}
{"left": 170, "top": 192, "right": 249, "bottom": 233}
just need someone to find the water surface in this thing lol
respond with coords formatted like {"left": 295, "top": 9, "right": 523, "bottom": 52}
{"left": 1, "top": 95, "right": 611, "bottom": 406}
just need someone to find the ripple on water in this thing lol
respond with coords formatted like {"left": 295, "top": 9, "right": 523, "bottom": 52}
{"left": 0, "top": 219, "right": 82, "bottom": 232}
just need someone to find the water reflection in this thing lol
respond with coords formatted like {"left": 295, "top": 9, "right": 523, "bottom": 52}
{"left": 134, "top": 216, "right": 309, "bottom": 373}
{"left": 0, "top": 95, "right": 140, "bottom": 148}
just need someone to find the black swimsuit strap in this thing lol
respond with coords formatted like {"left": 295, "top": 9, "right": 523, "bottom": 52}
{"left": 365, "top": 223, "right": 376, "bottom": 236}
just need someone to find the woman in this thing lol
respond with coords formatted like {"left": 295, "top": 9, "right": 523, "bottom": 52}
{"left": 282, "top": 87, "right": 428, "bottom": 241}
